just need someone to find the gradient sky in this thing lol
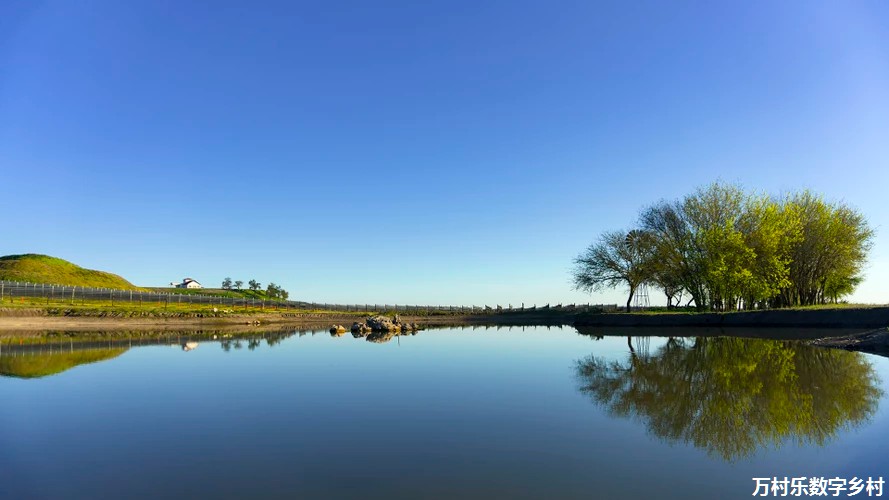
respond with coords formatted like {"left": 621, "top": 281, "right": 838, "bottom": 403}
{"left": 2, "top": 1, "right": 888, "bottom": 307}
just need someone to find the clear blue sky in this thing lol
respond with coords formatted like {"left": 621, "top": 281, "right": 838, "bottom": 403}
{"left": 2, "top": 1, "right": 888, "bottom": 306}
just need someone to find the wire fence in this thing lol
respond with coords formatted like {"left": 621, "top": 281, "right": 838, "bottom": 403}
{"left": 0, "top": 280, "right": 618, "bottom": 315}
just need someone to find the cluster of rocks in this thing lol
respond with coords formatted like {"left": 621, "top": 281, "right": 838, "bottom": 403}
{"left": 330, "top": 315, "right": 423, "bottom": 337}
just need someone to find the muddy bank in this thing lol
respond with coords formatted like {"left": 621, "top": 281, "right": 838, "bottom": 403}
{"left": 575, "top": 307, "right": 889, "bottom": 329}
{"left": 575, "top": 325, "right": 867, "bottom": 341}
{"left": 812, "top": 328, "right": 889, "bottom": 357}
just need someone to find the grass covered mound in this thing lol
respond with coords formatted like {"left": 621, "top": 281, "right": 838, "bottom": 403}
{"left": 0, "top": 348, "right": 127, "bottom": 378}
{"left": 0, "top": 254, "right": 142, "bottom": 290}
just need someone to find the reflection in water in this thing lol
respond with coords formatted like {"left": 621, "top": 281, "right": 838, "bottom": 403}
{"left": 0, "top": 327, "right": 415, "bottom": 379}
{"left": 575, "top": 337, "right": 882, "bottom": 461}
{"left": 0, "top": 348, "right": 127, "bottom": 378}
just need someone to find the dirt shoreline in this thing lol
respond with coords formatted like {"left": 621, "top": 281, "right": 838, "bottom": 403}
{"left": 811, "top": 328, "right": 889, "bottom": 356}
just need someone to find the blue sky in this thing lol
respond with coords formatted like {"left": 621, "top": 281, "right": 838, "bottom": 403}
{"left": 1, "top": 1, "right": 888, "bottom": 307}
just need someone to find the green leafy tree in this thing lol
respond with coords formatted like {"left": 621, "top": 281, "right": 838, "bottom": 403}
{"left": 234, "top": 280, "right": 243, "bottom": 290}
{"left": 264, "top": 282, "right": 289, "bottom": 301}
{"left": 631, "top": 182, "right": 871, "bottom": 310}
{"left": 248, "top": 279, "right": 261, "bottom": 291}
{"left": 780, "top": 191, "right": 874, "bottom": 306}
{"left": 221, "top": 277, "right": 233, "bottom": 290}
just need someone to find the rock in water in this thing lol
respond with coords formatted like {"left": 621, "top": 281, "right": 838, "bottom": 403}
{"left": 366, "top": 315, "right": 399, "bottom": 331}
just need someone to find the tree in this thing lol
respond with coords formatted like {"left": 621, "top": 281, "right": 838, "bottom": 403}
{"left": 221, "top": 277, "right": 232, "bottom": 290}
{"left": 265, "top": 283, "right": 289, "bottom": 301}
{"left": 681, "top": 182, "right": 751, "bottom": 311}
{"left": 234, "top": 280, "right": 243, "bottom": 290}
{"left": 572, "top": 229, "right": 656, "bottom": 311}
{"left": 649, "top": 256, "right": 684, "bottom": 309}
{"left": 248, "top": 279, "right": 261, "bottom": 291}
{"left": 640, "top": 200, "right": 708, "bottom": 310}
{"left": 584, "top": 182, "right": 873, "bottom": 311}
{"left": 780, "top": 191, "right": 874, "bottom": 306}
{"left": 735, "top": 194, "right": 799, "bottom": 309}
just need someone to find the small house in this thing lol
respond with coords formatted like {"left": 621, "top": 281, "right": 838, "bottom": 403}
{"left": 171, "top": 277, "right": 202, "bottom": 289}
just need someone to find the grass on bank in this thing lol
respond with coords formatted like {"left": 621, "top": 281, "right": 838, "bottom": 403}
{"left": 0, "top": 296, "right": 330, "bottom": 316}
{"left": 0, "top": 296, "right": 459, "bottom": 317}
{"left": 0, "top": 295, "right": 543, "bottom": 318}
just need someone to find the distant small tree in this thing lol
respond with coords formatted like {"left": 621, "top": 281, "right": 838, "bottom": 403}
{"left": 266, "top": 282, "right": 279, "bottom": 298}
{"left": 280, "top": 290, "right": 289, "bottom": 301}
{"left": 222, "top": 277, "right": 233, "bottom": 290}
{"left": 248, "top": 279, "right": 261, "bottom": 291}
{"left": 234, "top": 280, "right": 243, "bottom": 290}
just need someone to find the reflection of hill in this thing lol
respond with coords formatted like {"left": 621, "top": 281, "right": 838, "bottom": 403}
{"left": 0, "top": 348, "right": 127, "bottom": 379}
{"left": 576, "top": 337, "right": 882, "bottom": 462}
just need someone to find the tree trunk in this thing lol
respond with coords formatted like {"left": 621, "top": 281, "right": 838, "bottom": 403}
{"left": 626, "top": 286, "right": 636, "bottom": 312}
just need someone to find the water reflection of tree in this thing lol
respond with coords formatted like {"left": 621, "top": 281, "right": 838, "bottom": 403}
{"left": 575, "top": 337, "right": 882, "bottom": 461}
{"left": 219, "top": 332, "right": 293, "bottom": 351}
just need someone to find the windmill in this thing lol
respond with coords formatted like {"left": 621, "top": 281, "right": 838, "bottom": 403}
{"left": 626, "top": 230, "right": 651, "bottom": 311}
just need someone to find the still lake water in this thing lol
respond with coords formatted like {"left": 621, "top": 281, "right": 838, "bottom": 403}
{"left": 1, "top": 326, "right": 888, "bottom": 499}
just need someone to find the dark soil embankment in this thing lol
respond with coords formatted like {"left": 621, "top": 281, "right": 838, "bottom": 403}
{"left": 574, "top": 307, "right": 889, "bottom": 329}
{"left": 812, "top": 328, "right": 889, "bottom": 357}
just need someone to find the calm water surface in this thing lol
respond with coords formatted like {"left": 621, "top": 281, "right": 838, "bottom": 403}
{"left": 1, "top": 326, "right": 887, "bottom": 499}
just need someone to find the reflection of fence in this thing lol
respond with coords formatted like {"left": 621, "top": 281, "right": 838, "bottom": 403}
{"left": 0, "top": 280, "right": 617, "bottom": 314}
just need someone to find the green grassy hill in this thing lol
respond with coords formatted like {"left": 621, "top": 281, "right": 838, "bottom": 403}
{"left": 0, "top": 254, "right": 142, "bottom": 290}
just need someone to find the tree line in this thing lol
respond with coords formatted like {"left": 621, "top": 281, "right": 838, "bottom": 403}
{"left": 572, "top": 182, "right": 874, "bottom": 311}
{"left": 221, "top": 277, "right": 289, "bottom": 300}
